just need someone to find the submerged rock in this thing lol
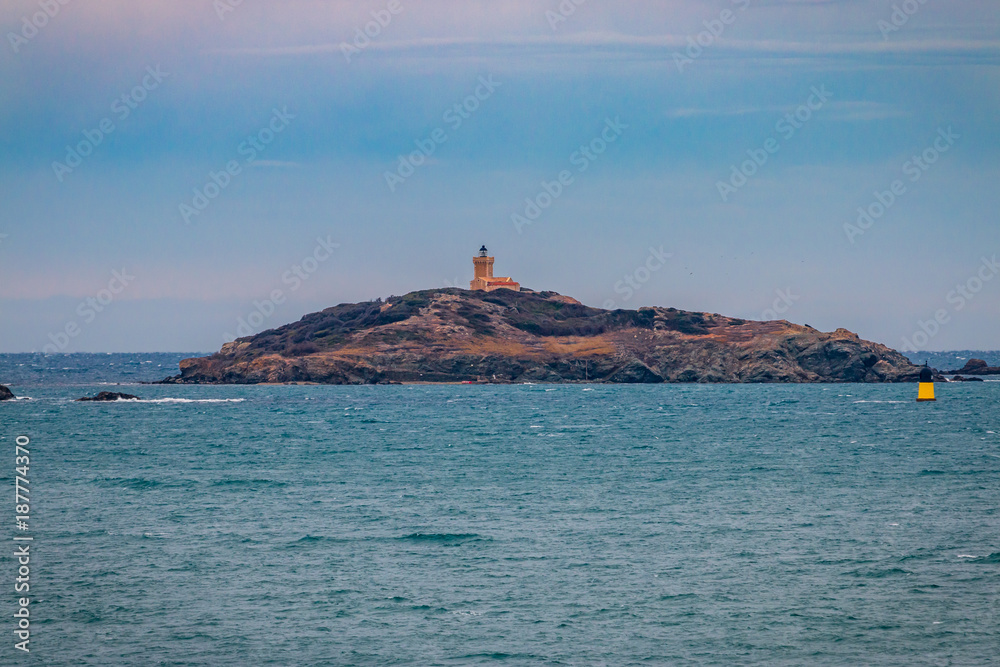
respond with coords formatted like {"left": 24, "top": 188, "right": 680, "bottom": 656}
{"left": 76, "top": 391, "right": 140, "bottom": 402}
{"left": 0, "top": 384, "right": 15, "bottom": 401}
{"left": 950, "top": 375, "right": 985, "bottom": 382}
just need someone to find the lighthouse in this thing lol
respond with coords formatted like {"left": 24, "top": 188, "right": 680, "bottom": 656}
{"left": 470, "top": 246, "right": 521, "bottom": 292}
{"left": 916, "top": 364, "right": 936, "bottom": 402}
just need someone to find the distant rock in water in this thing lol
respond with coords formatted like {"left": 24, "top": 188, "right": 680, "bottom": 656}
{"left": 948, "top": 359, "right": 1000, "bottom": 375}
{"left": 76, "top": 391, "right": 140, "bottom": 402}
{"left": 0, "top": 384, "right": 15, "bottom": 401}
{"left": 949, "top": 375, "right": 985, "bottom": 382}
{"left": 159, "top": 288, "right": 927, "bottom": 385}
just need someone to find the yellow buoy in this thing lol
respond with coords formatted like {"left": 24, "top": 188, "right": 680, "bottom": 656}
{"left": 917, "top": 365, "right": 936, "bottom": 402}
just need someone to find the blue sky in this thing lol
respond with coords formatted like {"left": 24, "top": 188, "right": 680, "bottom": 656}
{"left": 1, "top": 0, "right": 998, "bottom": 353}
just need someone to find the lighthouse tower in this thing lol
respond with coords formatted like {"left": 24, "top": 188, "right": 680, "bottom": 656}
{"left": 470, "top": 246, "right": 520, "bottom": 292}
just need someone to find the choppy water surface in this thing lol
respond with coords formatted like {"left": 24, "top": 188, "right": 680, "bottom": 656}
{"left": 1, "top": 355, "right": 998, "bottom": 665}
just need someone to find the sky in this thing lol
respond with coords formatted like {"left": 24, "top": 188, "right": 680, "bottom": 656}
{"left": 0, "top": 0, "right": 998, "bottom": 353}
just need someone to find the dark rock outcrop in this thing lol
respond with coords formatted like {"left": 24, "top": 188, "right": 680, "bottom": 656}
{"left": 0, "top": 385, "right": 15, "bottom": 401}
{"left": 159, "top": 288, "right": 926, "bottom": 385}
{"left": 950, "top": 375, "right": 985, "bottom": 382}
{"left": 76, "top": 391, "right": 140, "bottom": 402}
{"left": 949, "top": 359, "right": 1000, "bottom": 375}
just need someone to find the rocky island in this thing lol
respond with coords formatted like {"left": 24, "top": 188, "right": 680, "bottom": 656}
{"left": 947, "top": 359, "right": 1000, "bottom": 375}
{"left": 0, "top": 384, "right": 16, "bottom": 401}
{"left": 161, "top": 288, "right": 927, "bottom": 385}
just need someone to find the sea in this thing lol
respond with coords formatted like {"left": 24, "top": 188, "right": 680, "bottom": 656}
{"left": 1, "top": 353, "right": 998, "bottom": 666}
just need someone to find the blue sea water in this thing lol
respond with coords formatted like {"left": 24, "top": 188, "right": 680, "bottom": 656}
{"left": 1, "top": 354, "right": 999, "bottom": 666}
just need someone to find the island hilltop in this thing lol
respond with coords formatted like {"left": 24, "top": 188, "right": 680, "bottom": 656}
{"left": 162, "top": 248, "right": 925, "bottom": 385}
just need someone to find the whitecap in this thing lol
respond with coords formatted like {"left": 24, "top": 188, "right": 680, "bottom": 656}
{"left": 957, "top": 554, "right": 977, "bottom": 558}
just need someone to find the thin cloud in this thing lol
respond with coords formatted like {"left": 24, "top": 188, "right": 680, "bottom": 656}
{"left": 669, "top": 101, "right": 905, "bottom": 121}
{"left": 206, "top": 33, "right": 1000, "bottom": 63}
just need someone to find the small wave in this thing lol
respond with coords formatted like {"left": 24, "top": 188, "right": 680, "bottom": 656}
{"left": 961, "top": 553, "right": 1000, "bottom": 563}
{"left": 211, "top": 478, "right": 288, "bottom": 488}
{"left": 398, "top": 532, "right": 485, "bottom": 543}
{"left": 133, "top": 398, "right": 245, "bottom": 404}
{"left": 849, "top": 567, "right": 912, "bottom": 578}
{"left": 95, "top": 477, "right": 164, "bottom": 490}
{"left": 853, "top": 400, "right": 907, "bottom": 404}
{"left": 659, "top": 593, "right": 697, "bottom": 600}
